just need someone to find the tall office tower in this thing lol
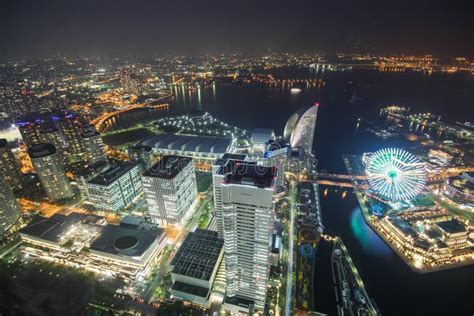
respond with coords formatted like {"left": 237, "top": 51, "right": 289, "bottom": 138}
{"left": 84, "top": 161, "right": 142, "bottom": 213}
{"left": 28, "top": 143, "right": 74, "bottom": 201}
{"left": 283, "top": 102, "right": 319, "bottom": 154}
{"left": 128, "top": 145, "right": 153, "bottom": 171}
{"left": 221, "top": 163, "right": 277, "bottom": 312}
{"left": 212, "top": 153, "right": 248, "bottom": 238}
{"left": 0, "top": 139, "right": 22, "bottom": 190}
{"left": 56, "top": 114, "right": 85, "bottom": 158}
{"left": 39, "top": 125, "right": 67, "bottom": 166}
{"left": 142, "top": 156, "right": 197, "bottom": 227}
{"left": 39, "top": 126, "right": 66, "bottom": 150}
{"left": 120, "top": 69, "right": 143, "bottom": 96}
{"left": 81, "top": 125, "right": 107, "bottom": 165}
{"left": 18, "top": 121, "right": 42, "bottom": 147}
{"left": 0, "top": 177, "right": 21, "bottom": 238}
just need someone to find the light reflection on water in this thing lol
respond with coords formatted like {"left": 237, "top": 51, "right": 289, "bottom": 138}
{"left": 350, "top": 207, "right": 394, "bottom": 258}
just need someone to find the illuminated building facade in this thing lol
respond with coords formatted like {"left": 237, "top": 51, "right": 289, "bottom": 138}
{"left": 284, "top": 103, "right": 319, "bottom": 154}
{"left": 18, "top": 121, "right": 42, "bottom": 147}
{"left": 0, "top": 177, "right": 21, "bottom": 237}
{"left": 428, "top": 149, "right": 453, "bottom": 164}
{"left": 0, "top": 138, "right": 22, "bottom": 190}
{"left": 81, "top": 125, "right": 107, "bottom": 165}
{"left": 120, "top": 69, "right": 143, "bottom": 96}
{"left": 212, "top": 154, "right": 248, "bottom": 238}
{"left": 17, "top": 112, "right": 87, "bottom": 163}
{"left": 443, "top": 173, "right": 474, "bottom": 209}
{"left": 84, "top": 161, "right": 143, "bottom": 213}
{"left": 221, "top": 163, "right": 277, "bottom": 312}
{"left": 19, "top": 213, "right": 166, "bottom": 283}
{"left": 142, "top": 156, "right": 197, "bottom": 226}
{"left": 28, "top": 143, "right": 74, "bottom": 201}
{"left": 56, "top": 115, "right": 85, "bottom": 159}
{"left": 75, "top": 161, "right": 110, "bottom": 201}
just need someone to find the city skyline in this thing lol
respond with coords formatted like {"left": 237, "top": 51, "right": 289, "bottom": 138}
{"left": 0, "top": 3, "right": 472, "bottom": 315}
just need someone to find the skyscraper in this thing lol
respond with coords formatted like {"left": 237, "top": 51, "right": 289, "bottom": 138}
{"left": 283, "top": 103, "right": 319, "bottom": 154}
{"left": 28, "top": 143, "right": 74, "bottom": 201}
{"left": 17, "top": 120, "right": 42, "bottom": 147}
{"left": 83, "top": 161, "right": 142, "bottom": 213}
{"left": 56, "top": 114, "right": 85, "bottom": 159}
{"left": 120, "top": 69, "right": 143, "bottom": 96}
{"left": 142, "top": 156, "right": 197, "bottom": 227}
{"left": 0, "top": 138, "right": 22, "bottom": 190}
{"left": 39, "top": 125, "right": 67, "bottom": 166}
{"left": 212, "top": 153, "right": 248, "bottom": 238}
{"left": 0, "top": 177, "right": 21, "bottom": 238}
{"left": 81, "top": 125, "right": 107, "bottom": 165}
{"left": 221, "top": 163, "right": 277, "bottom": 312}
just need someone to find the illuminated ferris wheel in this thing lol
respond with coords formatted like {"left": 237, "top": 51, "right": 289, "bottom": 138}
{"left": 365, "top": 148, "right": 426, "bottom": 201}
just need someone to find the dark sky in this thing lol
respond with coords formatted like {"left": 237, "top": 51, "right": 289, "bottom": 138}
{"left": 0, "top": 0, "right": 472, "bottom": 60}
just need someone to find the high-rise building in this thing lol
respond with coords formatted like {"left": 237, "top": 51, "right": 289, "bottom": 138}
{"left": 120, "top": 69, "right": 143, "bottom": 96}
{"left": 75, "top": 161, "right": 110, "bottom": 201}
{"left": 142, "top": 155, "right": 197, "bottom": 227}
{"left": 0, "top": 177, "right": 21, "bottom": 238}
{"left": 56, "top": 114, "right": 85, "bottom": 159}
{"left": 284, "top": 103, "right": 319, "bottom": 154}
{"left": 128, "top": 144, "right": 154, "bottom": 171}
{"left": 84, "top": 161, "right": 142, "bottom": 213}
{"left": 17, "top": 121, "right": 42, "bottom": 147}
{"left": 39, "top": 125, "right": 67, "bottom": 166}
{"left": 81, "top": 125, "right": 107, "bottom": 165}
{"left": 0, "top": 138, "right": 22, "bottom": 190}
{"left": 28, "top": 143, "right": 74, "bottom": 201}
{"left": 212, "top": 153, "right": 248, "bottom": 238}
{"left": 16, "top": 112, "right": 87, "bottom": 164}
{"left": 221, "top": 163, "right": 277, "bottom": 312}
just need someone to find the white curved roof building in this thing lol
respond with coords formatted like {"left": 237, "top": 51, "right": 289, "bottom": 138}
{"left": 284, "top": 103, "right": 319, "bottom": 154}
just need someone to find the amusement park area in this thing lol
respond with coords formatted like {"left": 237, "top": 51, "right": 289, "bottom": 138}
{"left": 343, "top": 145, "right": 474, "bottom": 273}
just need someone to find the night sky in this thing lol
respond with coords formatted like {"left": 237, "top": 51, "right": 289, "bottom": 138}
{"left": 0, "top": 0, "right": 472, "bottom": 60}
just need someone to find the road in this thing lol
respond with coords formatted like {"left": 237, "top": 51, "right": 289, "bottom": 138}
{"left": 285, "top": 181, "right": 297, "bottom": 316}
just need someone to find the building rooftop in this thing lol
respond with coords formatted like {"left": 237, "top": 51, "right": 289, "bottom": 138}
{"left": 223, "top": 163, "right": 277, "bottom": 189}
{"left": 137, "top": 133, "right": 231, "bottom": 155}
{"left": 88, "top": 161, "right": 137, "bottom": 186}
{"left": 19, "top": 213, "right": 104, "bottom": 244}
{"left": 216, "top": 159, "right": 255, "bottom": 176}
{"left": 28, "top": 143, "right": 57, "bottom": 158}
{"left": 143, "top": 155, "right": 192, "bottom": 179}
{"left": 74, "top": 161, "right": 109, "bottom": 178}
{"left": 89, "top": 223, "right": 164, "bottom": 257}
{"left": 435, "top": 219, "right": 467, "bottom": 234}
{"left": 214, "top": 153, "right": 248, "bottom": 174}
{"left": 171, "top": 229, "right": 223, "bottom": 281}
